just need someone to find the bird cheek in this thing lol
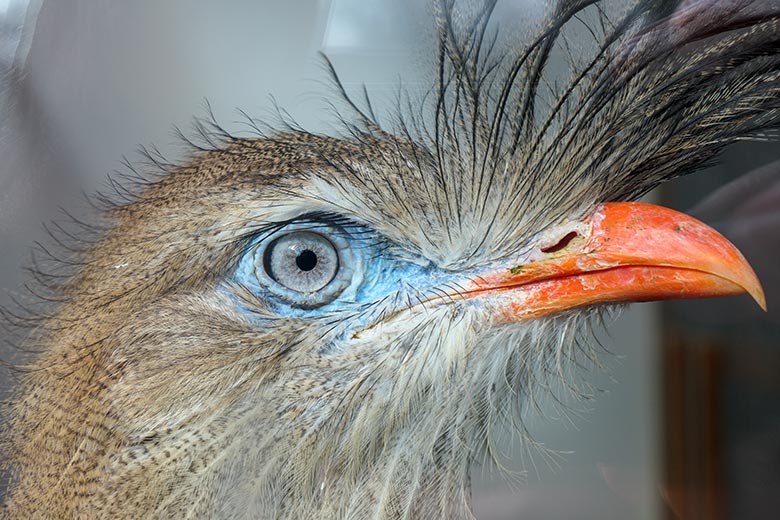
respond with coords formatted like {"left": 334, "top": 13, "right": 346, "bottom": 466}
{"left": 349, "top": 303, "right": 467, "bottom": 343}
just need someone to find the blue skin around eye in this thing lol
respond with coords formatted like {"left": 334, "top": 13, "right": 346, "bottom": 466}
{"left": 230, "top": 226, "right": 447, "bottom": 323}
{"left": 351, "top": 251, "right": 439, "bottom": 308}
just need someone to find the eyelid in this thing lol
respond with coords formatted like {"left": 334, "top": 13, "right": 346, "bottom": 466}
{"left": 253, "top": 213, "right": 370, "bottom": 243}
{"left": 271, "top": 215, "right": 387, "bottom": 256}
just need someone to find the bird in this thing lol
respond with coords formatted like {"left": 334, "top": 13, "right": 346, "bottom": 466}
{"left": 1, "top": 0, "right": 778, "bottom": 517}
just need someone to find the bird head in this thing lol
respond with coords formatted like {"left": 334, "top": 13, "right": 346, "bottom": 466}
{"left": 2, "top": 0, "right": 778, "bottom": 518}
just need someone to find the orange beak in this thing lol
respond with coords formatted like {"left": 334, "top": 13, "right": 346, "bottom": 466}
{"left": 467, "top": 202, "right": 765, "bottom": 322}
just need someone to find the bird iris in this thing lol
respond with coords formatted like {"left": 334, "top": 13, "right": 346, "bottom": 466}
{"left": 237, "top": 219, "right": 358, "bottom": 311}
{"left": 263, "top": 231, "right": 339, "bottom": 293}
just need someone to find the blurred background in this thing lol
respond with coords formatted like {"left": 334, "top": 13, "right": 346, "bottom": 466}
{"left": 0, "top": 1, "right": 777, "bottom": 518}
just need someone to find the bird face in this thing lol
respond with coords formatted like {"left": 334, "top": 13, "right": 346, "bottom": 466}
{"left": 43, "top": 134, "right": 755, "bottom": 518}
{"left": 3, "top": 0, "right": 778, "bottom": 518}
{"left": 228, "top": 146, "right": 763, "bottom": 338}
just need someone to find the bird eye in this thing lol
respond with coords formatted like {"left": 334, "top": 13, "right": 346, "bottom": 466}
{"left": 263, "top": 232, "right": 339, "bottom": 293}
{"left": 247, "top": 225, "right": 356, "bottom": 310}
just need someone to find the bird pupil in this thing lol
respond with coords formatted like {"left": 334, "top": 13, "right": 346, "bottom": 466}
{"left": 296, "top": 249, "right": 318, "bottom": 272}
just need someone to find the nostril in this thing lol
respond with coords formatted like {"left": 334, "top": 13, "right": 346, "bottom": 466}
{"left": 541, "top": 231, "right": 579, "bottom": 253}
